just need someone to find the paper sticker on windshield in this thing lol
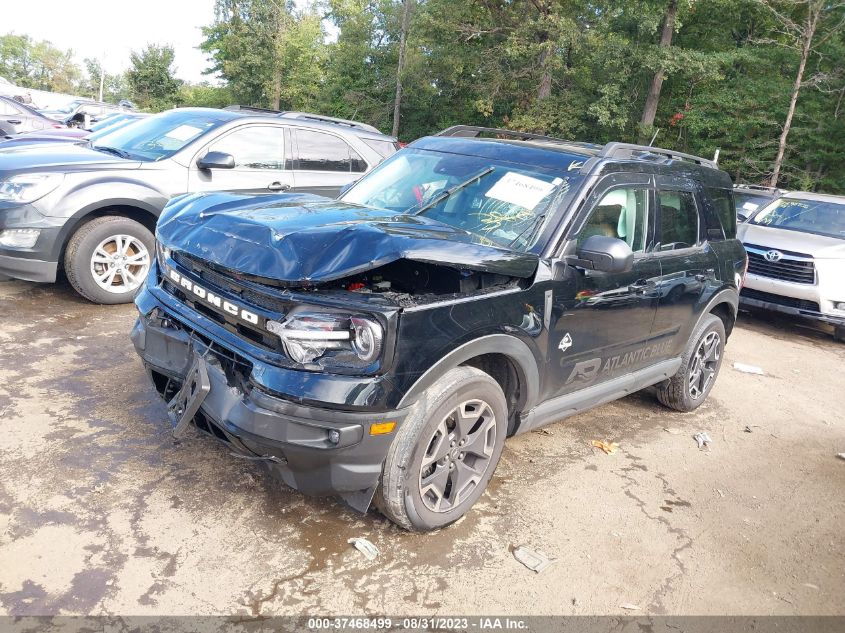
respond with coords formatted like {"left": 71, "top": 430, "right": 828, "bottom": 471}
{"left": 165, "top": 125, "right": 203, "bottom": 142}
{"left": 484, "top": 172, "right": 556, "bottom": 210}
{"left": 742, "top": 201, "right": 759, "bottom": 211}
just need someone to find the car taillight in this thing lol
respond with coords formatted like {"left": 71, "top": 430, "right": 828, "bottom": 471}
{"left": 52, "top": 124, "right": 64, "bottom": 129}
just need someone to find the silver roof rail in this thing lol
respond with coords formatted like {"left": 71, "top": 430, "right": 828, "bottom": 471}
{"left": 279, "top": 112, "right": 384, "bottom": 135}
{"left": 600, "top": 142, "right": 718, "bottom": 169}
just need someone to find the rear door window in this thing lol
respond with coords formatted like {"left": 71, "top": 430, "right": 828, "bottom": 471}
{"left": 655, "top": 190, "right": 700, "bottom": 250}
{"left": 296, "top": 129, "right": 367, "bottom": 173}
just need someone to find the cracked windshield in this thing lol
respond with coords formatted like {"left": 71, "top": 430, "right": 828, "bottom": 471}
{"left": 341, "top": 148, "right": 583, "bottom": 251}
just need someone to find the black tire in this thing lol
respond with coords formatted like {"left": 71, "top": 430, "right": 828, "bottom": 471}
{"left": 835, "top": 326, "right": 845, "bottom": 344}
{"left": 64, "top": 216, "right": 155, "bottom": 305}
{"left": 656, "top": 313, "right": 726, "bottom": 412}
{"left": 377, "top": 366, "right": 508, "bottom": 531}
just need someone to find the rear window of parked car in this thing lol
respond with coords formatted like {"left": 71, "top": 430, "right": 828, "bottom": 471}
{"left": 296, "top": 129, "right": 367, "bottom": 173}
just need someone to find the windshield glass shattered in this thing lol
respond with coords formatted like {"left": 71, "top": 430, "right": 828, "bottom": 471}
{"left": 751, "top": 197, "right": 845, "bottom": 240}
{"left": 340, "top": 147, "right": 583, "bottom": 252}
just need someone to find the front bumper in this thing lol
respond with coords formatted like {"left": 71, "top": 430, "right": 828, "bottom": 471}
{"left": 0, "top": 203, "right": 64, "bottom": 282}
{"left": 741, "top": 274, "right": 845, "bottom": 327}
{"left": 131, "top": 307, "right": 413, "bottom": 507}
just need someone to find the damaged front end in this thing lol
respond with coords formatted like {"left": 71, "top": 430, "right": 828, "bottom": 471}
{"left": 133, "top": 191, "right": 541, "bottom": 509}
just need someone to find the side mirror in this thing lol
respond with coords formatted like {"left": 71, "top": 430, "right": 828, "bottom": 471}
{"left": 569, "top": 235, "right": 634, "bottom": 274}
{"left": 197, "top": 151, "right": 235, "bottom": 171}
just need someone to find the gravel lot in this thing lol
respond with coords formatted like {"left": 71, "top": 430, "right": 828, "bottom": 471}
{"left": 0, "top": 279, "right": 843, "bottom": 616}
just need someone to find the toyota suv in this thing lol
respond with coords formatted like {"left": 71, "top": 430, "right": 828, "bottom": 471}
{"left": 738, "top": 192, "right": 845, "bottom": 342}
{"left": 131, "top": 126, "right": 746, "bottom": 530}
{"left": 0, "top": 107, "right": 398, "bottom": 302}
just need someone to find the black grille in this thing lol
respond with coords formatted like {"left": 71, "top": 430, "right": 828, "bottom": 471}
{"left": 741, "top": 288, "right": 820, "bottom": 312}
{"left": 171, "top": 251, "right": 291, "bottom": 314}
{"left": 745, "top": 247, "right": 815, "bottom": 285}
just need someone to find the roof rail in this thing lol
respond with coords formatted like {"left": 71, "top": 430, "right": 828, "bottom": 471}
{"left": 278, "top": 112, "right": 384, "bottom": 135}
{"left": 600, "top": 142, "right": 718, "bottom": 169}
{"left": 733, "top": 183, "right": 782, "bottom": 193}
{"left": 223, "top": 104, "right": 282, "bottom": 115}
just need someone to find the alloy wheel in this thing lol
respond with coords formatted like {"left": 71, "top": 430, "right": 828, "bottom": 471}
{"left": 418, "top": 399, "right": 498, "bottom": 513}
{"left": 89, "top": 234, "right": 150, "bottom": 294}
{"left": 688, "top": 331, "right": 721, "bottom": 400}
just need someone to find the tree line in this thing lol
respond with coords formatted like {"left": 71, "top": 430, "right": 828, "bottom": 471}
{"left": 3, "top": 0, "right": 844, "bottom": 193}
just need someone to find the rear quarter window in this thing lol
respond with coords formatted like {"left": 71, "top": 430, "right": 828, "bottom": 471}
{"left": 706, "top": 187, "right": 736, "bottom": 239}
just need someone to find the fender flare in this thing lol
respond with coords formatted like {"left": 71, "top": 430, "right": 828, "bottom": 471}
{"left": 696, "top": 287, "right": 739, "bottom": 334}
{"left": 397, "top": 334, "right": 540, "bottom": 412}
{"left": 50, "top": 198, "right": 164, "bottom": 261}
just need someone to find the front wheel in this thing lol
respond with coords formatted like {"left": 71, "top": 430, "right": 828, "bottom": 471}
{"left": 656, "top": 313, "right": 726, "bottom": 412}
{"left": 376, "top": 366, "right": 508, "bottom": 531}
{"left": 64, "top": 216, "right": 154, "bottom": 304}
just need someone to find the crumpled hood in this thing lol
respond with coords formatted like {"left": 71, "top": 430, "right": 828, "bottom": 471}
{"left": 739, "top": 222, "right": 845, "bottom": 259}
{"left": 0, "top": 141, "right": 138, "bottom": 174}
{"left": 156, "top": 192, "right": 539, "bottom": 284}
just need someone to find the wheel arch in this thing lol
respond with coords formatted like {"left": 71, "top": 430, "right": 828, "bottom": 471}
{"left": 396, "top": 334, "right": 540, "bottom": 435}
{"left": 701, "top": 288, "right": 738, "bottom": 339}
{"left": 55, "top": 201, "right": 161, "bottom": 267}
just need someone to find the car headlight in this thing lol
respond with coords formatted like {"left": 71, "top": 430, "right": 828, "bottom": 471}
{"left": 155, "top": 242, "right": 171, "bottom": 268}
{"left": 0, "top": 173, "right": 64, "bottom": 203}
{"left": 266, "top": 312, "right": 384, "bottom": 370}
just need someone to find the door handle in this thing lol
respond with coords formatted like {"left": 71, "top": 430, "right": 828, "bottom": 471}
{"left": 268, "top": 182, "right": 290, "bottom": 192}
{"left": 7, "top": 119, "right": 21, "bottom": 125}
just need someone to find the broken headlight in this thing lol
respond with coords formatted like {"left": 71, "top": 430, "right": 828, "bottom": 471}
{"left": 266, "top": 313, "right": 384, "bottom": 370}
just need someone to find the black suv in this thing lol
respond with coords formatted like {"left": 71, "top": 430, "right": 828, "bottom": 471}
{"left": 132, "top": 126, "right": 747, "bottom": 531}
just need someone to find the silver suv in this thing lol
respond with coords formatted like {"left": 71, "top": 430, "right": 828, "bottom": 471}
{"left": 738, "top": 192, "right": 845, "bottom": 341}
{"left": 0, "top": 107, "right": 397, "bottom": 303}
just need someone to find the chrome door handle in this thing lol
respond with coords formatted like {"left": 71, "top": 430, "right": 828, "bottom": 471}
{"left": 268, "top": 182, "right": 291, "bottom": 192}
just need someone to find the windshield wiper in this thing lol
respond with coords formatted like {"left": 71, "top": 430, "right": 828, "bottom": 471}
{"left": 411, "top": 166, "right": 495, "bottom": 215}
{"left": 92, "top": 145, "right": 132, "bottom": 160}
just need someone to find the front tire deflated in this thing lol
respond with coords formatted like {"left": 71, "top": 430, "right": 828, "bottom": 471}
{"left": 376, "top": 366, "right": 508, "bottom": 531}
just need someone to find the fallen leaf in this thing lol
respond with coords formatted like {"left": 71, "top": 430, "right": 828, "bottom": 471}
{"left": 591, "top": 439, "right": 619, "bottom": 454}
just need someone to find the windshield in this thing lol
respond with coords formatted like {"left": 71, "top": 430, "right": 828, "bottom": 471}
{"left": 734, "top": 192, "right": 773, "bottom": 220}
{"left": 340, "top": 147, "right": 583, "bottom": 251}
{"left": 90, "top": 110, "right": 226, "bottom": 162}
{"left": 56, "top": 100, "right": 85, "bottom": 114}
{"left": 751, "top": 197, "right": 845, "bottom": 240}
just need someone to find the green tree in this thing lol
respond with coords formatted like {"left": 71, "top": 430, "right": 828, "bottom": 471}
{"left": 82, "top": 58, "right": 130, "bottom": 102}
{"left": 127, "top": 44, "right": 182, "bottom": 111}
{"left": 201, "top": 0, "right": 325, "bottom": 110}
{"left": 0, "top": 33, "right": 82, "bottom": 93}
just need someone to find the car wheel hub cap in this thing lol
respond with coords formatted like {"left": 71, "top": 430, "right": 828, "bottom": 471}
{"left": 418, "top": 399, "right": 497, "bottom": 513}
{"left": 688, "top": 331, "right": 721, "bottom": 400}
{"left": 90, "top": 234, "right": 150, "bottom": 294}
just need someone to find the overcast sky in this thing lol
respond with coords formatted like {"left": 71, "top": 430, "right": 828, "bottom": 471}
{"left": 7, "top": 0, "right": 219, "bottom": 84}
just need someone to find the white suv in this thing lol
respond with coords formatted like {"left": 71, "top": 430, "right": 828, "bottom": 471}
{"left": 738, "top": 192, "right": 845, "bottom": 342}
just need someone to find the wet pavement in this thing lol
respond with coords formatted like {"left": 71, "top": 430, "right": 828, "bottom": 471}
{"left": 0, "top": 279, "right": 843, "bottom": 615}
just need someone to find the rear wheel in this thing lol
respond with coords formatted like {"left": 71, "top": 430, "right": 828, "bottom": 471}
{"left": 64, "top": 216, "right": 154, "bottom": 304}
{"left": 834, "top": 326, "right": 845, "bottom": 344}
{"left": 656, "top": 313, "right": 725, "bottom": 412}
{"left": 377, "top": 366, "right": 507, "bottom": 531}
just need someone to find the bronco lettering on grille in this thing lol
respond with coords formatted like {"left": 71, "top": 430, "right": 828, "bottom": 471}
{"left": 167, "top": 268, "right": 259, "bottom": 326}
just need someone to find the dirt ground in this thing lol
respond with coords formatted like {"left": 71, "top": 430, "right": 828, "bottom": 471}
{"left": 0, "top": 278, "right": 843, "bottom": 617}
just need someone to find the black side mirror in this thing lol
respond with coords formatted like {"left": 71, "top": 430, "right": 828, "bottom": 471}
{"left": 568, "top": 235, "right": 634, "bottom": 274}
{"left": 197, "top": 151, "right": 235, "bottom": 170}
